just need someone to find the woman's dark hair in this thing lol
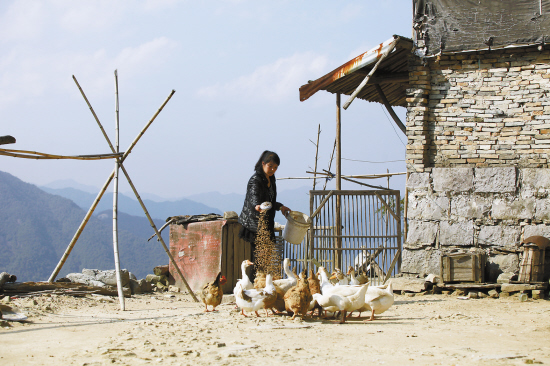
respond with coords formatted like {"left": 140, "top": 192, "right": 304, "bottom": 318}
{"left": 254, "top": 150, "right": 280, "bottom": 173}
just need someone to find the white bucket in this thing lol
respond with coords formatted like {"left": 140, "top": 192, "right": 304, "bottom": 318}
{"left": 282, "top": 211, "right": 310, "bottom": 244}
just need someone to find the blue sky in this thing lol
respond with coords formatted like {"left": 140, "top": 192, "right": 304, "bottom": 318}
{"left": 0, "top": 1, "right": 412, "bottom": 200}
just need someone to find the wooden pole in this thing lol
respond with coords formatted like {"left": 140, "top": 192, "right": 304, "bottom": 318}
{"left": 335, "top": 93, "right": 342, "bottom": 269}
{"left": 343, "top": 38, "right": 398, "bottom": 110}
{"left": 68, "top": 80, "right": 199, "bottom": 302}
{"left": 375, "top": 84, "right": 406, "bottom": 135}
{"left": 48, "top": 89, "right": 176, "bottom": 283}
{"left": 112, "top": 70, "right": 125, "bottom": 311}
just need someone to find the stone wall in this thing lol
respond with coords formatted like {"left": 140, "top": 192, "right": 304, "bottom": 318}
{"left": 404, "top": 47, "right": 550, "bottom": 280}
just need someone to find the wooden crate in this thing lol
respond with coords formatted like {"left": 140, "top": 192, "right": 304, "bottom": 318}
{"left": 518, "top": 245, "right": 546, "bottom": 283}
{"left": 440, "top": 253, "right": 485, "bottom": 283}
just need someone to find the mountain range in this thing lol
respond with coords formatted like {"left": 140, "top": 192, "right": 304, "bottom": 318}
{"left": 0, "top": 171, "right": 168, "bottom": 282}
{"left": 0, "top": 171, "right": 312, "bottom": 282}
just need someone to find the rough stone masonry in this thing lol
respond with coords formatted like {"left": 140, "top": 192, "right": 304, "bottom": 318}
{"left": 403, "top": 46, "right": 550, "bottom": 281}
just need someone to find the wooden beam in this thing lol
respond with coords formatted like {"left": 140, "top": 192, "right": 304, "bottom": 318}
{"left": 375, "top": 84, "right": 406, "bottom": 135}
{"left": 0, "top": 135, "right": 16, "bottom": 145}
{"left": 343, "top": 38, "right": 398, "bottom": 110}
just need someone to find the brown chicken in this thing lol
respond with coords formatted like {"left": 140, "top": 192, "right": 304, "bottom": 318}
{"left": 199, "top": 272, "right": 227, "bottom": 312}
{"left": 283, "top": 270, "right": 312, "bottom": 320}
{"left": 307, "top": 268, "right": 323, "bottom": 317}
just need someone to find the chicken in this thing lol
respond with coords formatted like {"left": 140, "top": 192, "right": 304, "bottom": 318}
{"left": 307, "top": 268, "right": 323, "bottom": 317}
{"left": 199, "top": 272, "right": 227, "bottom": 312}
{"left": 283, "top": 270, "right": 312, "bottom": 320}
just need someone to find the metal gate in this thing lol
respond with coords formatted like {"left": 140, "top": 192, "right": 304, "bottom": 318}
{"left": 283, "top": 189, "right": 402, "bottom": 286}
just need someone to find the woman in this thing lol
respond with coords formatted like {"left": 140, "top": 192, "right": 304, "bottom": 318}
{"left": 238, "top": 151, "right": 291, "bottom": 276}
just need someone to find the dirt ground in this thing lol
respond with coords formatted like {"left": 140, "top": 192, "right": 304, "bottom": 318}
{"left": 1, "top": 290, "right": 549, "bottom": 366}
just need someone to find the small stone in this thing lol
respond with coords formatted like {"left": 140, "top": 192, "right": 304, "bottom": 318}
{"left": 478, "top": 291, "right": 488, "bottom": 298}
{"left": 532, "top": 290, "right": 543, "bottom": 300}
{"left": 405, "top": 292, "right": 415, "bottom": 297}
{"left": 500, "top": 291, "right": 511, "bottom": 297}
{"left": 488, "top": 289, "right": 499, "bottom": 298}
{"left": 217, "top": 343, "right": 226, "bottom": 348}
{"left": 442, "top": 290, "right": 452, "bottom": 295}
{"left": 468, "top": 292, "right": 479, "bottom": 299}
{"left": 452, "top": 289, "right": 466, "bottom": 296}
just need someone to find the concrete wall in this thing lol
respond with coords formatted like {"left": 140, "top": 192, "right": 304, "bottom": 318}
{"left": 404, "top": 46, "right": 550, "bottom": 281}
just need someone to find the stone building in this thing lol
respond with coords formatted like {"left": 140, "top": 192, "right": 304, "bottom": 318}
{"left": 402, "top": 0, "right": 550, "bottom": 281}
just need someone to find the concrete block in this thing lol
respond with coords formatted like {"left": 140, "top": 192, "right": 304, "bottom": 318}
{"left": 535, "top": 198, "right": 550, "bottom": 220}
{"left": 523, "top": 224, "right": 550, "bottom": 239}
{"left": 407, "top": 172, "right": 431, "bottom": 189}
{"left": 478, "top": 225, "right": 521, "bottom": 247}
{"left": 405, "top": 220, "right": 438, "bottom": 248}
{"left": 439, "top": 221, "right": 474, "bottom": 246}
{"left": 407, "top": 195, "right": 449, "bottom": 220}
{"left": 486, "top": 255, "right": 520, "bottom": 282}
{"left": 522, "top": 168, "right": 550, "bottom": 190}
{"left": 433, "top": 168, "right": 474, "bottom": 192}
{"left": 401, "top": 248, "right": 442, "bottom": 275}
{"left": 492, "top": 197, "right": 535, "bottom": 220}
{"left": 474, "top": 167, "right": 516, "bottom": 193}
{"left": 451, "top": 196, "right": 491, "bottom": 220}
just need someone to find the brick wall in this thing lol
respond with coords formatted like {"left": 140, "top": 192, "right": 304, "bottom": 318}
{"left": 403, "top": 47, "right": 550, "bottom": 280}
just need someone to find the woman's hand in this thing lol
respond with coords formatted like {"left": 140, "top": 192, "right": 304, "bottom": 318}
{"left": 255, "top": 205, "right": 262, "bottom": 212}
{"left": 280, "top": 205, "right": 291, "bottom": 216}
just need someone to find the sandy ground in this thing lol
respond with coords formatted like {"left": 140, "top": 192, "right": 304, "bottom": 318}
{"left": 1, "top": 291, "right": 549, "bottom": 366}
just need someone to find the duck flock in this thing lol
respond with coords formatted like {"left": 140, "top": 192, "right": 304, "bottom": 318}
{"left": 200, "top": 258, "right": 394, "bottom": 324}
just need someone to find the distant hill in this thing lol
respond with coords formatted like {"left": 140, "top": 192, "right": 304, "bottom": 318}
{"left": 42, "top": 179, "right": 314, "bottom": 224}
{"left": 40, "top": 187, "right": 222, "bottom": 220}
{"left": 0, "top": 171, "right": 168, "bottom": 282}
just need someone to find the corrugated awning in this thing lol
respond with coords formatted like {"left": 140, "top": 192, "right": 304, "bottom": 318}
{"left": 299, "top": 35, "right": 413, "bottom": 107}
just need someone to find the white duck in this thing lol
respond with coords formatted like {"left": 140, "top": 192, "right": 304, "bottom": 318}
{"left": 347, "top": 266, "right": 360, "bottom": 285}
{"left": 317, "top": 267, "right": 336, "bottom": 294}
{"left": 233, "top": 259, "right": 254, "bottom": 294}
{"left": 313, "top": 283, "right": 369, "bottom": 323}
{"left": 234, "top": 274, "right": 276, "bottom": 317}
{"left": 273, "top": 258, "right": 298, "bottom": 294}
{"left": 357, "top": 281, "right": 394, "bottom": 321}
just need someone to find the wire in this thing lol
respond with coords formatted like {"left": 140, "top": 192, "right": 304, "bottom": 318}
{"left": 380, "top": 104, "right": 407, "bottom": 147}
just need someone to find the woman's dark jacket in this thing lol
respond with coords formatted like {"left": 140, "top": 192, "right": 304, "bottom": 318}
{"left": 238, "top": 171, "right": 283, "bottom": 233}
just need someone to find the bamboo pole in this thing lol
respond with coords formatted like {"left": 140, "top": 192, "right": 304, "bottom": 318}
{"left": 48, "top": 89, "right": 176, "bottom": 283}
{"left": 69, "top": 79, "right": 199, "bottom": 302}
{"left": 112, "top": 70, "right": 125, "bottom": 311}
{"left": 343, "top": 37, "right": 398, "bottom": 110}
{"left": 323, "top": 139, "right": 337, "bottom": 190}
{"left": 305, "top": 171, "right": 406, "bottom": 179}
{"left": 0, "top": 149, "right": 122, "bottom": 160}
{"left": 335, "top": 93, "right": 342, "bottom": 269}
{"left": 312, "top": 124, "right": 321, "bottom": 190}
